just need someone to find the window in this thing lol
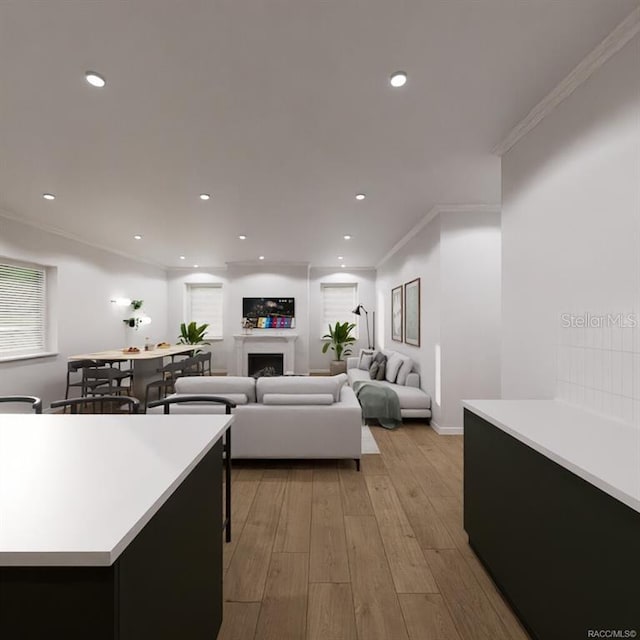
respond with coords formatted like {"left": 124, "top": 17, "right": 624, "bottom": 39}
{"left": 0, "top": 262, "right": 48, "bottom": 358}
{"left": 185, "top": 284, "right": 223, "bottom": 339}
{"left": 320, "top": 283, "right": 358, "bottom": 337}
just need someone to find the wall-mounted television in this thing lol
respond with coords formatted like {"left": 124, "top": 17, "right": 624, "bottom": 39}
{"left": 242, "top": 297, "right": 295, "bottom": 329}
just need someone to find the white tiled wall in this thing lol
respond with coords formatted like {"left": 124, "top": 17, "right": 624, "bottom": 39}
{"left": 556, "top": 311, "right": 640, "bottom": 425}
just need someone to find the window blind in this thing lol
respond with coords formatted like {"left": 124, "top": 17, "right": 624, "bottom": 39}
{"left": 187, "top": 284, "right": 223, "bottom": 338}
{"left": 321, "top": 283, "right": 358, "bottom": 337}
{"left": 0, "top": 263, "right": 46, "bottom": 356}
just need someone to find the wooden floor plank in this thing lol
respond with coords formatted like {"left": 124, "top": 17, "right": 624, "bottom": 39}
{"left": 428, "top": 497, "right": 530, "bottom": 640}
{"left": 418, "top": 444, "right": 463, "bottom": 496}
{"left": 361, "top": 451, "right": 388, "bottom": 475}
{"left": 365, "top": 474, "right": 438, "bottom": 593}
{"left": 309, "top": 468, "right": 350, "bottom": 583}
{"left": 217, "top": 602, "right": 261, "bottom": 640}
{"left": 307, "top": 583, "right": 358, "bottom": 640}
{"left": 344, "top": 515, "right": 410, "bottom": 640}
{"left": 223, "top": 474, "right": 261, "bottom": 570}
{"left": 254, "top": 553, "right": 308, "bottom": 640}
{"left": 375, "top": 430, "right": 456, "bottom": 549}
{"left": 424, "top": 549, "right": 512, "bottom": 640}
{"left": 224, "top": 477, "right": 286, "bottom": 602}
{"left": 273, "top": 469, "right": 312, "bottom": 553}
{"left": 338, "top": 467, "right": 374, "bottom": 516}
{"left": 399, "top": 593, "right": 462, "bottom": 640}
{"left": 380, "top": 429, "right": 455, "bottom": 498}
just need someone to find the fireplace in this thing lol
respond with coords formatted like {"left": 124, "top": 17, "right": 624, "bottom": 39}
{"left": 248, "top": 353, "right": 284, "bottom": 378}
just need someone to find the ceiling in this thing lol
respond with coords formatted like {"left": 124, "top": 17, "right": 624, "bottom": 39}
{"left": 0, "top": 1, "right": 637, "bottom": 269}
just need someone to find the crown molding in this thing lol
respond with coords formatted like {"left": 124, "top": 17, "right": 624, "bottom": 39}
{"left": 494, "top": 7, "right": 640, "bottom": 156}
{"left": 0, "top": 208, "right": 167, "bottom": 271}
{"left": 376, "top": 203, "right": 500, "bottom": 269}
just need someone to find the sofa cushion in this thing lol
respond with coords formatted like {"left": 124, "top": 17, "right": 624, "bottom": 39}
{"left": 256, "top": 374, "right": 347, "bottom": 403}
{"left": 263, "top": 393, "right": 334, "bottom": 406}
{"left": 358, "top": 353, "right": 373, "bottom": 370}
{"left": 175, "top": 375, "right": 256, "bottom": 402}
{"left": 348, "top": 368, "right": 370, "bottom": 385}
{"left": 385, "top": 352, "right": 403, "bottom": 383}
{"left": 375, "top": 361, "right": 386, "bottom": 380}
{"left": 378, "top": 382, "right": 431, "bottom": 410}
{"left": 395, "top": 354, "right": 413, "bottom": 386}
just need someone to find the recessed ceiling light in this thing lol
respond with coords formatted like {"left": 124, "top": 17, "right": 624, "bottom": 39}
{"left": 258, "top": 256, "right": 265, "bottom": 260}
{"left": 42, "top": 193, "right": 56, "bottom": 200}
{"left": 341, "top": 264, "right": 346, "bottom": 268}
{"left": 133, "top": 234, "right": 142, "bottom": 240}
{"left": 238, "top": 235, "right": 247, "bottom": 240}
{"left": 355, "top": 193, "right": 366, "bottom": 201}
{"left": 338, "top": 256, "right": 343, "bottom": 260}
{"left": 199, "top": 193, "right": 211, "bottom": 201}
{"left": 179, "top": 256, "right": 186, "bottom": 260}
{"left": 389, "top": 71, "right": 408, "bottom": 88}
{"left": 85, "top": 71, "right": 106, "bottom": 88}
{"left": 343, "top": 235, "right": 352, "bottom": 240}
{"left": 193, "top": 264, "right": 199, "bottom": 268}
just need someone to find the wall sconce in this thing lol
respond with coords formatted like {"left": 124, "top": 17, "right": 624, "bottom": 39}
{"left": 120, "top": 299, "right": 151, "bottom": 330}
{"left": 111, "top": 297, "right": 132, "bottom": 307}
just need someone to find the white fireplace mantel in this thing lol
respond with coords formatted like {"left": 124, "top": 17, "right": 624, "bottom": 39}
{"left": 233, "top": 333, "right": 298, "bottom": 376}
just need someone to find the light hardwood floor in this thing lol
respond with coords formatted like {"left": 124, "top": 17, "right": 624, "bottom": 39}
{"left": 218, "top": 422, "right": 530, "bottom": 640}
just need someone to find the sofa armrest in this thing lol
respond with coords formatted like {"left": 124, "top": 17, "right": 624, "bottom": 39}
{"left": 347, "top": 357, "right": 359, "bottom": 370}
{"left": 406, "top": 372, "right": 420, "bottom": 388}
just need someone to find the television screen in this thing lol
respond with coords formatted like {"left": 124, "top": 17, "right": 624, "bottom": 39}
{"left": 243, "top": 298, "right": 295, "bottom": 328}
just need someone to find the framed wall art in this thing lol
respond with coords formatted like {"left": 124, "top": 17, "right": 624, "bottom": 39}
{"left": 391, "top": 285, "right": 403, "bottom": 342}
{"left": 404, "top": 278, "right": 420, "bottom": 346}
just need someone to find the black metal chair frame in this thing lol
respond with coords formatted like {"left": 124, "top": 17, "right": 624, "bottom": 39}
{"left": 82, "top": 367, "right": 132, "bottom": 398}
{"left": 146, "top": 394, "right": 235, "bottom": 542}
{"left": 0, "top": 396, "right": 43, "bottom": 413}
{"left": 65, "top": 359, "right": 106, "bottom": 399}
{"left": 50, "top": 395, "right": 140, "bottom": 414}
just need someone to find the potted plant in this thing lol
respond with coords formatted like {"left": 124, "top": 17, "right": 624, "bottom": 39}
{"left": 177, "top": 321, "right": 211, "bottom": 354}
{"left": 322, "top": 321, "right": 356, "bottom": 375}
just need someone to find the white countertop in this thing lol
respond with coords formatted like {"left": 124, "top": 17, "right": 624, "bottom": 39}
{"left": 462, "top": 399, "right": 640, "bottom": 513}
{"left": 0, "top": 414, "right": 233, "bottom": 567}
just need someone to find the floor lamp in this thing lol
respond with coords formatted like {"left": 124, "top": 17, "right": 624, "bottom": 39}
{"left": 352, "top": 304, "right": 374, "bottom": 350}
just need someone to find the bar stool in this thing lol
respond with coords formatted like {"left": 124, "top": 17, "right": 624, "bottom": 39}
{"left": 0, "top": 396, "right": 42, "bottom": 413}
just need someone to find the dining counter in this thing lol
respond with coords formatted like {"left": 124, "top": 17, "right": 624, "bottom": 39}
{"left": 0, "top": 413, "right": 233, "bottom": 639}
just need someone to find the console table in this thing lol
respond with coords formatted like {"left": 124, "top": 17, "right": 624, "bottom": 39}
{"left": 463, "top": 400, "right": 640, "bottom": 640}
{"left": 0, "top": 413, "right": 233, "bottom": 640}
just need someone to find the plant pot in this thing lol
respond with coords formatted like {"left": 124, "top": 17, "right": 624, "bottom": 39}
{"left": 329, "top": 360, "right": 347, "bottom": 375}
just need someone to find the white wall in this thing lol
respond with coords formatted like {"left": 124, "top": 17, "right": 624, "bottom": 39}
{"left": 440, "top": 211, "right": 502, "bottom": 431}
{"left": 377, "top": 216, "right": 442, "bottom": 425}
{"left": 501, "top": 34, "right": 640, "bottom": 424}
{"left": 0, "top": 216, "right": 168, "bottom": 408}
{"left": 308, "top": 267, "right": 376, "bottom": 372}
{"left": 376, "top": 210, "right": 502, "bottom": 432}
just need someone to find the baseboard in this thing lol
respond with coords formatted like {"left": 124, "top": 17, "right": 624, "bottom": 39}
{"left": 430, "top": 420, "right": 464, "bottom": 435}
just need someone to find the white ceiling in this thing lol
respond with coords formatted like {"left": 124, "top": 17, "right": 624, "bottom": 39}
{"left": 0, "top": 1, "right": 637, "bottom": 269}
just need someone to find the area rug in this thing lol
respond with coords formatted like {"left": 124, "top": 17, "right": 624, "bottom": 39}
{"left": 361, "top": 425, "right": 381, "bottom": 454}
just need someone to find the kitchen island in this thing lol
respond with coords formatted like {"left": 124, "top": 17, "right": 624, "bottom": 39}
{"left": 463, "top": 400, "right": 640, "bottom": 640}
{"left": 0, "top": 413, "right": 233, "bottom": 639}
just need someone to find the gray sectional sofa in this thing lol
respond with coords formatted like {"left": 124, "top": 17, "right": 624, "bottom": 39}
{"left": 346, "top": 349, "right": 431, "bottom": 420}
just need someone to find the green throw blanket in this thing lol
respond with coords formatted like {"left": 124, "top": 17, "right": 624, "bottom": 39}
{"left": 352, "top": 380, "right": 402, "bottom": 429}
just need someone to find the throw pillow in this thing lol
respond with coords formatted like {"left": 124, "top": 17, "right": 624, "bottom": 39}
{"left": 359, "top": 354, "right": 373, "bottom": 370}
{"left": 376, "top": 361, "right": 386, "bottom": 380}
{"left": 396, "top": 355, "right": 413, "bottom": 386}
{"left": 374, "top": 351, "right": 386, "bottom": 364}
{"left": 385, "top": 352, "right": 403, "bottom": 383}
{"left": 369, "top": 361, "right": 380, "bottom": 379}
